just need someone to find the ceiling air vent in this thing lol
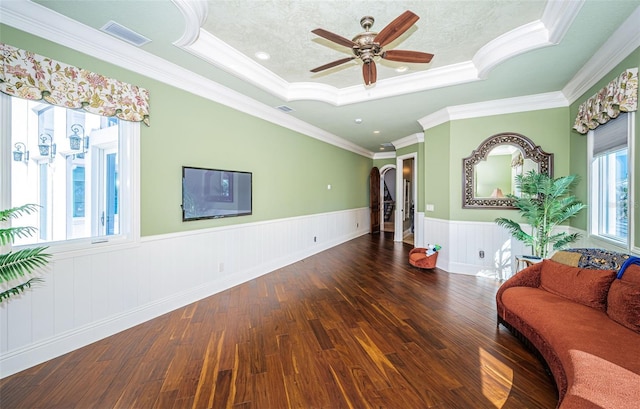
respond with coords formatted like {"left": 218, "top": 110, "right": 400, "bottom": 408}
{"left": 276, "top": 105, "right": 294, "bottom": 113}
{"left": 101, "top": 21, "right": 151, "bottom": 47}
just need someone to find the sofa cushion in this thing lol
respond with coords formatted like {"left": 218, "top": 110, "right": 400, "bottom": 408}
{"left": 562, "top": 248, "right": 630, "bottom": 270}
{"left": 539, "top": 259, "right": 616, "bottom": 311}
{"left": 550, "top": 250, "right": 582, "bottom": 267}
{"left": 501, "top": 286, "right": 640, "bottom": 408}
{"left": 607, "top": 279, "right": 640, "bottom": 333}
{"left": 618, "top": 261, "right": 640, "bottom": 283}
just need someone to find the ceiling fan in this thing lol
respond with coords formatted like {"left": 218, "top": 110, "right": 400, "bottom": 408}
{"left": 310, "top": 10, "right": 434, "bottom": 86}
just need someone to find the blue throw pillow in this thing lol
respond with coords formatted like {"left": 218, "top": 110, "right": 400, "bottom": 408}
{"left": 617, "top": 256, "right": 640, "bottom": 279}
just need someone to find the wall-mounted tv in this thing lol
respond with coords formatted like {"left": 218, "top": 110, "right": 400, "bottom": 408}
{"left": 182, "top": 166, "right": 252, "bottom": 221}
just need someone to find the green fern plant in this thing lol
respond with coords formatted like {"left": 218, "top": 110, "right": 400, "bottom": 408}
{"left": 0, "top": 204, "right": 51, "bottom": 302}
{"left": 495, "top": 170, "right": 586, "bottom": 259}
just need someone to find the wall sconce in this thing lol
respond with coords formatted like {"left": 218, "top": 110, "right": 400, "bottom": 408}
{"left": 38, "top": 133, "right": 56, "bottom": 161}
{"left": 511, "top": 153, "right": 524, "bottom": 168}
{"left": 68, "top": 124, "right": 89, "bottom": 154}
{"left": 13, "top": 142, "right": 30, "bottom": 162}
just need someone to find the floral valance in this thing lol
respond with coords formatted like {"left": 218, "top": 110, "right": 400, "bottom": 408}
{"left": 573, "top": 68, "right": 637, "bottom": 134}
{"left": 0, "top": 42, "right": 149, "bottom": 126}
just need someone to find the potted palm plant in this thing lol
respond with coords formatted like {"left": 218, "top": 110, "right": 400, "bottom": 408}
{"left": 495, "top": 170, "right": 586, "bottom": 259}
{"left": 0, "top": 204, "right": 51, "bottom": 302}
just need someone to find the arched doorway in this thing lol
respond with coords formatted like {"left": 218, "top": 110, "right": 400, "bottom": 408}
{"left": 379, "top": 165, "right": 396, "bottom": 233}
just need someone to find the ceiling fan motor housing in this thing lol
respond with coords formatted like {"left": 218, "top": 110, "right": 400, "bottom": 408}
{"left": 353, "top": 16, "right": 382, "bottom": 63}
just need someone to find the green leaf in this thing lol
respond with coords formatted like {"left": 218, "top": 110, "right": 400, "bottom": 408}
{"left": 0, "top": 204, "right": 40, "bottom": 222}
{"left": 0, "top": 247, "right": 51, "bottom": 284}
{"left": 495, "top": 171, "right": 585, "bottom": 258}
{"left": 0, "top": 278, "right": 44, "bottom": 302}
{"left": 0, "top": 203, "right": 50, "bottom": 303}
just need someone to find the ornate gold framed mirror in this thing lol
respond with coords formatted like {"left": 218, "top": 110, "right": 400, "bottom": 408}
{"left": 462, "top": 132, "right": 553, "bottom": 209}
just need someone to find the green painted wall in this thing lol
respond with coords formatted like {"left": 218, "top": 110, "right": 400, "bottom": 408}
{"left": 451, "top": 108, "right": 570, "bottom": 222}
{"left": 396, "top": 144, "right": 421, "bottom": 211}
{"left": 2, "top": 25, "right": 372, "bottom": 236}
{"left": 569, "top": 47, "right": 640, "bottom": 245}
{"left": 424, "top": 122, "right": 451, "bottom": 219}
{"left": 422, "top": 108, "right": 571, "bottom": 222}
{"left": 373, "top": 157, "right": 396, "bottom": 169}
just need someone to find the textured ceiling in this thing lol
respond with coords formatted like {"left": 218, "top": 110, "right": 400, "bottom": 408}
{"left": 202, "top": 0, "right": 546, "bottom": 87}
{"left": 4, "top": 0, "right": 640, "bottom": 154}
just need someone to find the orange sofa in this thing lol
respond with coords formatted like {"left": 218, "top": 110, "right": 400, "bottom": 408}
{"left": 496, "top": 250, "right": 640, "bottom": 409}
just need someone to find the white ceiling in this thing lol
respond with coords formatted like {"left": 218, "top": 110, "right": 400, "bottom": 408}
{"left": 2, "top": 0, "right": 640, "bottom": 156}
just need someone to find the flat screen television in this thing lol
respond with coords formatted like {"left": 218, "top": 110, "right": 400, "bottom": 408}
{"left": 182, "top": 166, "right": 252, "bottom": 221}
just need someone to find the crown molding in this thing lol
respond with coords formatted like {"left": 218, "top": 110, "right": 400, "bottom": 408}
{"left": 473, "top": 20, "right": 550, "bottom": 79}
{"left": 373, "top": 152, "right": 396, "bottom": 160}
{"left": 393, "top": 133, "right": 424, "bottom": 150}
{"left": 174, "top": 0, "right": 580, "bottom": 106}
{"left": 418, "top": 91, "right": 569, "bottom": 131}
{"left": 562, "top": 5, "right": 640, "bottom": 104}
{"left": 471, "top": 0, "right": 584, "bottom": 80}
{"left": 542, "top": 0, "right": 585, "bottom": 44}
{"left": 0, "top": 0, "right": 372, "bottom": 159}
{"left": 171, "top": 0, "right": 208, "bottom": 47}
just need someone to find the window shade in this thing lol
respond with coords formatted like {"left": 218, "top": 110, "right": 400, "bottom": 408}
{"left": 592, "top": 112, "right": 628, "bottom": 156}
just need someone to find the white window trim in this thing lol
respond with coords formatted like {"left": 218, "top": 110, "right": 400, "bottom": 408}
{"left": 1, "top": 93, "right": 140, "bottom": 256}
{"left": 587, "top": 112, "right": 635, "bottom": 251}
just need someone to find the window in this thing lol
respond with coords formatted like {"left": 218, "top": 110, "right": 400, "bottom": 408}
{"left": 1, "top": 94, "right": 137, "bottom": 248}
{"left": 589, "top": 113, "right": 631, "bottom": 245}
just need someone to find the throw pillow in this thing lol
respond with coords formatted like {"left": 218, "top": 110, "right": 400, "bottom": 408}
{"left": 607, "top": 279, "right": 640, "bottom": 333}
{"left": 550, "top": 250, "right": 582, "bottom": 267}
{"left": 539, "top": 259, "right": 617, "bottom": 311}
{"left": 617, "top": 259, "right": 640, "bottom": 283}
{"left": 621, "top": 264, "right": 640, "bottom": 284}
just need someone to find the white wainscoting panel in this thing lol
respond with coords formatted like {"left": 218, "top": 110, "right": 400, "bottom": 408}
{"left": 420, "top": 217, "right": 638, "bottom": 279}
{"left": 0, "top": 207, "right": 369, "bottom": 378}
{"left": 421, "top": 217, "right": 556, "bottom": 279}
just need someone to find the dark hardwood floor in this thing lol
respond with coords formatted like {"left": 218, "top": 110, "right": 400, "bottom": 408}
{"left": 0, "top": 233, "right": 557, "bottom": 408}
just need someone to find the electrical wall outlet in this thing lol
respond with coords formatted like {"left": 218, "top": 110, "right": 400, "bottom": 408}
{"left": 426, "top": 204, "right": 435, "bottom": 211}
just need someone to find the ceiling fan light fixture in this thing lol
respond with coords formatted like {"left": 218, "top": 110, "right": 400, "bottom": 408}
{"left": 395, "top": 66, "right": 408, "bottom": 73}
{"left": 310, "top": 10, "right": 433, "bottom": 86}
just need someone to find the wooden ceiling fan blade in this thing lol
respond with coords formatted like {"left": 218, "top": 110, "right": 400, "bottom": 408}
{"left": 374, "top": 10, "right": 420, "bottom": 47}
{"left": 363, "top": 61, "right": 377, "bottom": 85}
{"left": 310, "top": 57, "right": 356, "bottom": 73}
{"left": 383, "top": 50, "right": 434, "bottom": 63}
{"left": 311, "top": 28, "right": 357, "bottom": 48}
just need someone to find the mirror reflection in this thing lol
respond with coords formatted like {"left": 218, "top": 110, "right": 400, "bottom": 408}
{"left": 462, "top": 132, "right": 553, "bottom": 209}
{"left": 474, "top": 146, "right": 537, "bottom": 198}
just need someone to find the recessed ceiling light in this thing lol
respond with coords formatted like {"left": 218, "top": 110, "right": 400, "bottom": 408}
{"left": 373, "top": 130, "right": 380, "bottom": 134}
{"left": 255, "top": 51, "right": 270, "bottom": 60}
{"left": 395, "top": 66, "right": 408, "bottom": 73}
{"left": 354, "top": 118, "right": 363, "bottom": 124}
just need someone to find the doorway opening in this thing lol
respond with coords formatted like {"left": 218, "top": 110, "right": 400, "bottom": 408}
{"left": 380, "top": 165, "right": 396, "bottom": 233}
{"left": 395, "top": 153, "right": 417, "bottom": 245}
